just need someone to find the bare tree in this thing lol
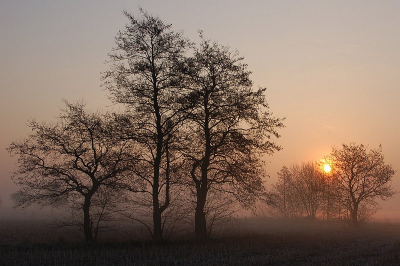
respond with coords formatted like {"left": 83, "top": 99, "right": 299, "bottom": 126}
{"left": 327, "top": 143, "right": 396, "bottom": 227}
{"left": 270, "top": 162, "right": 326, "bottom": 219}
{"left": 8, "top": 101, "right": 135, "bottom": 242}
{"left": 181, "top": 36, "right": 284, "bottom": 240}
{"left": 270, "top": 166, "right": 304, "bottom": 219}
{"left": 103, "top": 9, "right": 190, "bottom": 241}
{"left": 292, "top": 162, "right": 326, "bottom": 219}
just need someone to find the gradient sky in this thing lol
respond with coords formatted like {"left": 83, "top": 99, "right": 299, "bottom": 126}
{"left": 1, "top": 0, "right": 399, "bottom": 220}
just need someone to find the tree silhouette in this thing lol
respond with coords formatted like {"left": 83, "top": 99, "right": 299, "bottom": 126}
{"left": 103, "top": 9, "right": 190, "bottom": 241}
{"left": 8, "top": 101, "right": 135, "bottom": 242}
{"left": 327, "top": 143, "right": 395, "bottom": 227}
{"left": 270, "top": 162, "right": 326, "bottom": 219}
{"left": 181, "top": 36, "right": 284, "bottom": 240}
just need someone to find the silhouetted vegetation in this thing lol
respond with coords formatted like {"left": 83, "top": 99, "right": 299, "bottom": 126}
{"left": 269, "top": 144, "right": 395, "bottom": 227}
{"left": 8, "top": 9, "right": 283, "bottom": 242}
{"left": 269, "top": 162, "right": 326, "bottom": 219}
{"left": 7, "top": 101, "right": 136, "bottom": 242}
{"left": 179, "top": 35, "right": 283, "bottom": 240}
{"left": 327, "top": 143, "right": 395, "bottom": 227}
{"left": 103, "top": 9, "right": 191, "bottom": 242}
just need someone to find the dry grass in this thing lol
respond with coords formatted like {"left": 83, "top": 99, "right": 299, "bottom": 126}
{"left": 1, "top": 218, "right": 400, "bottom": 265}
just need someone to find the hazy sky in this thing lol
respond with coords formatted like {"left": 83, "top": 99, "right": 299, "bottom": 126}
{"left": 1, "top": 0, "right": 399, "bottom": 220}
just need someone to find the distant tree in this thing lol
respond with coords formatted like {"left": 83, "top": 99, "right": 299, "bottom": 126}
{"left": 318, "top": 161, "right": 346, "bottom": 221}
{"left": 270, "top": 166, "right": 303, "bottom": 219}
{"left": 181, "top": 36, "right": 284, "bottom": 240}
{"left": 8, "top": 101, "right": 135, "bottom": 242}
{"left": 327, "top": 143, "right": 396, "bottom": 227}
{"left": 270, "top": 162, "right": 326, "bottom": 219}
{"left": 292, "top": 162, "right": 326, "bottom": 219}
{"left": 103, "top": 9, "right": 190, "bottom": 241}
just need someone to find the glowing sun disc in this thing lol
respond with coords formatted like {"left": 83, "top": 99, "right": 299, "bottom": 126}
{"left": 323, "top": 164, "right": 331, "bottom": 173}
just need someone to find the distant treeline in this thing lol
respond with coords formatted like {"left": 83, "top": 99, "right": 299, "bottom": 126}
{"left": 269, "top": 148, "right": 395, "bottom": 227}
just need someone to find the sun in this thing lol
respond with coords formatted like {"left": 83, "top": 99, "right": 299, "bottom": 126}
{"left": 323, "top": 164, "right": 332, "bottom": 173}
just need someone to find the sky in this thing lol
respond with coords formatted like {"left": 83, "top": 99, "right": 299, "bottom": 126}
{"left": 1, "top": 0, "right": 399, "bottom": 220}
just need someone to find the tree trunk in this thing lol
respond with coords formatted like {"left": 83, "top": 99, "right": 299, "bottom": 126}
{"left": 351, "top": 203, "right": 359, "bottom": 228}
{"left": 153, "top": 207, "right": 163, "bottom": 241}
{"left": 83, "top": 196, "right": 93, "bottom": 243}
{"left": 152, "top": 152, "right": 163, "bottom": 241}
{"left": 195, "top": 187, "right": 207, "bottom": 240}
{"left": 194, "top": 91, "right": 211, "bottom": 241}
{"left": 152, "top": 77, "right": 165, "bottom": 242}
{"left": 152, "top": 138, "right": 164, "bottom": 241}
{"left": 195, "top": 153, "right": 210, "bottom": 240}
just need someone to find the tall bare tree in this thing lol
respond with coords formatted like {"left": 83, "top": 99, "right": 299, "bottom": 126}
{"left": 181, "top": 36, "right": 284, "bottom": 240}
{"left": 8, "top": 101, "right": 135, "bottom": 242}
{"left": 103, "top": 9, "right": 190, "bottom": 241}
{"left": 327, "top": 143, "right": 395, "bottom": 227}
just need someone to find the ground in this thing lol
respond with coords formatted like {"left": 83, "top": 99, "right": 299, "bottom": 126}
{"left": 1, "top": 218, "right": 399, "bottom": 265}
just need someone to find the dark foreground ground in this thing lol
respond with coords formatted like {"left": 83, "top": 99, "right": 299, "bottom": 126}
{"left": 1, "top": 219, "right": 400, "bottom": 265}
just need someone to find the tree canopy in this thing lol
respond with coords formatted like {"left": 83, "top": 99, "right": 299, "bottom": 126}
{"left": 180, "top": 36, "right": 284, "bottom": 239}
{"left": 328, "top": 143, "right": 396, "bottom": 227}
{"left": 103, "top": 9, "right": 191, "bottom": 241}
{"left": 8, "top": 101, "right": 135, "bottom": 242}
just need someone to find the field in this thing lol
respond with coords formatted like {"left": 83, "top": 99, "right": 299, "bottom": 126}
{"left": 1, "top": 218, "right": 400, "bottom": 265}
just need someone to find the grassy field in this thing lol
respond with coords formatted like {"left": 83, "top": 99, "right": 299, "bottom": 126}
{"left": 1, "top": 218, "right": 400, "bottom": 265}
